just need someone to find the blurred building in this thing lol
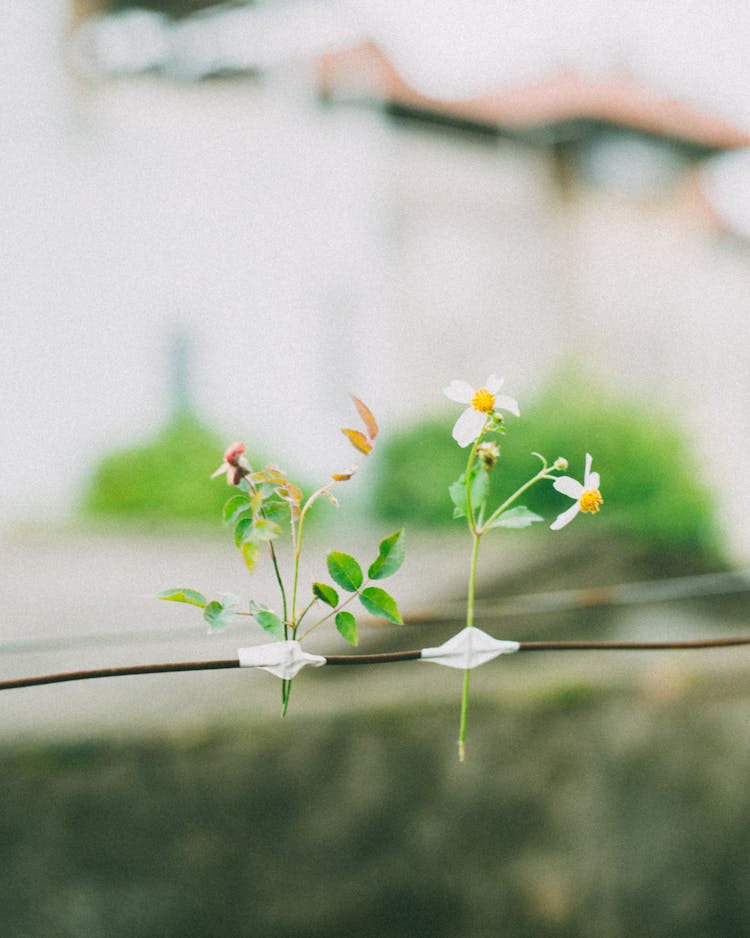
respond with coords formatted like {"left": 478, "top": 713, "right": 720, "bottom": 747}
{"left": 4, "top": 2, "right": 750, "bottom": 554}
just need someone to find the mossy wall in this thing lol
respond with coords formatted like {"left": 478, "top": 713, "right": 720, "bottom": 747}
{"left": 4, "top": 680, "right": 750, "bottom": 937}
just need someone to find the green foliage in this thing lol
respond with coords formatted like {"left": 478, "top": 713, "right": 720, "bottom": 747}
{"left": 326, "top": 552, "right": 364, "bottom": 593}
{"left": 255, "top": 610, "right": 285, "bottom": 639}
{"left": 157, "top": 588, "right": 207, "bottom": 608}
{"left": 367, "top": 527, "right": 405, "bottom": 580}
{"left": 312, "top": 582, "right": 339, "bottom": 608}
{"left": 154, "top": 395, "right": 406, "bottom": 706}
{"left": 371, "top": 370, "right": 722, "bottom": 559}
{"left": 449, "top": 465, "right": 489, "bottom": 520}
{"left": 317, "top": 533, "right": 404, "bottom": 641}
{"left": 374, "top": 417, "right": 467, "bottom": 526}
{"left": 203, "top": 599, "right": 237, "bottom": 633}
{"left": 359, "top": 586, "right": 403, "bottom": 624}
{"left": 83, "top": 414, "right": 253, "bottom": 524}
{"left": 487, "top": 506, "right": 543, "bottom": 529}
{"left": 335, "top": 610, "right": 358, "bottom": 645}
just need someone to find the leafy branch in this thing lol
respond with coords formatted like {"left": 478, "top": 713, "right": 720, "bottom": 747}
{"left": 158, "top": 397, "right": 406, "bottom": 717}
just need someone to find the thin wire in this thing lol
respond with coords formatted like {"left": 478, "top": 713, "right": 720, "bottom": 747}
{"left": 4, "top": 636, "right": 750, "bottom": 690}
{"left": 408, "top": 570, "right": 750, "bottom": 621}
{"left": 0, "top": 660, "right": 240, "bottom": 690}
{"left": 5, "top": 569, "right": 750, "bottom": 656}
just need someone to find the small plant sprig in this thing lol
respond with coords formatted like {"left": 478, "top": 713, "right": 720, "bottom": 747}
{"left": 159, "top": 396, "right": 405, "bottom": 716}
{"left": 444, "top": 374, "right": 604, "bottom": 761}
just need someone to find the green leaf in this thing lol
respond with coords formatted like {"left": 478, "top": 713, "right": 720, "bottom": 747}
{"left": 219, "top": 593, "right": 240, "bottom": 611}
{"left": 255, "top": 610, "right": 285, "bottom": 638}
{"left": 488, "top": 506, "right": 544, "bottom": 529}
{"left": 203, "top": 601, "right": 236, "bottom": 633}
{"left": 234, "top": 517, "right": 253, "bottom": 547}
{"left": 157, "top": 588, "right": 207, "bottom": 608}
{"left": 449, "top": 468, "right": 488, "bottom": 520}
{"left": 326, "top": 551, "right": 363, "bottom": 592}
{"left": 312, "top": 582, "right": 339, "bottom": 608}
{"left": 368, "top": 528, "right": 405, "bottom": 580}
{"left": 241, "top": 539, "right": 260, "bottom": 573}
{"left": 253, "top": 518, "right": 282, "bottom": 542}
{"left": 359, "top": 586, "right": 403, "bottom": 624}
{"left": 448, "top": 475, "right": 468, "bottom": 519}
{"left": 335, "top": 610, "right": 358, "bottom": 646}
{"left": 469, "top": 466, "right": 489, "bottom": 511}
{"left": 261, "top": 499, "right": 291, "bottom": 526}
{"left": 251, "top": 468, "right": 287, "bottom": 484}
{"left": 223, "top": 494, "right": 250, "bottom": 525}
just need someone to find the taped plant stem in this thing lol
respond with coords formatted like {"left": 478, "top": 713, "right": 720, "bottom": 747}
{"left": 459, "top": 531, "right": 482, "bottom": 762}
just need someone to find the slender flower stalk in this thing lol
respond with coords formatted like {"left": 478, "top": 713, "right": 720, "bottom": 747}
{"left": 445, "top": 372, "right": 602, "bottom": 760}
{"left": 458, "top": 529, "right": 482, "bottom": 761}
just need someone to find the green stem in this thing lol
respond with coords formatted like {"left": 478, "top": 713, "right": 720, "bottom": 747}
{"left": 244, "top": 473, "right": 288, "bottom": 634}
{"left": 480, "top": 462, "right": 553, "bottom": 533}
{"left": 290, "top": 484, "right": 329, "bottom": 626}
{"left": 466, "top": 530, "right": 481, "bottom": 630}
{"left": 294, "top": 598, "right": 317, "bottom": 627}
{"left": 281, "top": 678, "right": 291, "bottom": 717}
{"left": 297, "top": 580, "right": 368, "bottom": 642}
{"left": 458, "top": 668, "right": 470, "bottom": 763}
{"left": 269, "top": 542, "right": 288, "bottom": 636}
{"left": 464, "top": 435, "right": 484, "bottom": 534}
{"left": 455, "top": 431, "right": 485, "bottom": 762}
{"left": 458, "top": 530, "right": 482, "bottom": 762}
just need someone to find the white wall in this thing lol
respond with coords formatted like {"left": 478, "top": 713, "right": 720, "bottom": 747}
{"left": 3, "top": 2, "right": 750, "bottom": 558}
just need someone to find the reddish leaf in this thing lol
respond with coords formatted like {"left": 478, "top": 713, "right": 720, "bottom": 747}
{"left": 351, "top": 396, "right": 379, "bottom": 441}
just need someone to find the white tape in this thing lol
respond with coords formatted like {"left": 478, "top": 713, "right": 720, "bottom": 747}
{"left": 237, "top": 641, "right": 326, "bottom": 680}
{"left": 420, "top": 626, "right": 520, "bottom": 670}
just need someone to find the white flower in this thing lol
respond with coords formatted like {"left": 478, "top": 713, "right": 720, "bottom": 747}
{"left": 443, "top": 374, "right": 520, "bottom": 447}
{"left": 550, "top": 453, "right": 603, "bottom": 530}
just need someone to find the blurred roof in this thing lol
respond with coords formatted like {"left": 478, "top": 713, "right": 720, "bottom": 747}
{"left": 318, "top": 41, "right": 750, "bottom": 150}
{"left": 70, "top": 1, "right": 750, "bottom": 151}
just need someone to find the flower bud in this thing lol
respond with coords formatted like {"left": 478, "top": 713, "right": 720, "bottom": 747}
{"left": 224, "top": 442, "right": 247, "bottom": 466}
{"left": 477, "top": 441, "right": 500, "bottom": 471}
{"left": 553, "top": 457, "right": 568, "bottom": 472}
{"left": 213, "top": 441, "right": 250, "bottom": 485}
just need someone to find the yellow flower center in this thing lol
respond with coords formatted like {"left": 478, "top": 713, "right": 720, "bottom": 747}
{"left": 579, "top": 489, "right": 603, "bottom": 514}
{"left": 471, "top": 388, "right": 495, "bottom": 413}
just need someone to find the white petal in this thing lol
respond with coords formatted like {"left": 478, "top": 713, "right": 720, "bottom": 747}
{"left": 485, "top": 374, "right": 504, "bottom": 394}
{"left": 553, "top": 476, "right": 584, "bottom": 499}
{"left": 588, "top": 472, "right": 600, "bottom": 490}
{"left": 550, "top": 502, "right": 581, "bottom": 530}
{"left": 584, "top": 453, "right": 593, "bottom": 484}
{"left": 452, "top": 408, "right": 485, "bottom": 447}
{"left": 443, "top": 379, "right": 474, "bottom": 404}
{"left": 494, "top": 394, "right": 520, "bottom": 417}
{"left": 210, "top": 462, "right": 229, "bottom": 479}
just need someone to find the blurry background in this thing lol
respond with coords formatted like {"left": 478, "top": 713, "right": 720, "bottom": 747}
{"left": 4, "top": 2, "right": 750, "bottom": 934}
